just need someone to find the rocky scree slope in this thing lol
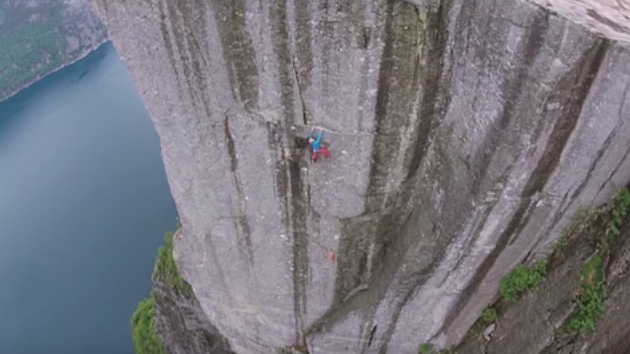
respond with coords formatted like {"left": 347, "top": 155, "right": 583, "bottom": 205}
{"left": 0, "top": 0, "right": 106, "bottom": 100}
{"left": 93, "top": 0, "right": 630, "bottom": 353}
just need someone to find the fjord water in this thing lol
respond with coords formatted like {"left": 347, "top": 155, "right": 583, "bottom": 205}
{"left": 0, "top": 42, "right": 177, "bottom": 354}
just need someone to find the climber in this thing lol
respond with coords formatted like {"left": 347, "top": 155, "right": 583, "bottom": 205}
{"left": 307, "top": 128, "right": 330, "bottom": 162}
{"left": 328, "top": 249, "right": 335, "bottom": 262}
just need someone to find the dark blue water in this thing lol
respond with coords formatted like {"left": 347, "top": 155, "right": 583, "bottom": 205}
{"left": 0, "top": 42, "right": 178, "bottom": 354}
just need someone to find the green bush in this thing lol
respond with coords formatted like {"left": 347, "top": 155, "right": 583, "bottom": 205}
{"left": 564, "top": 187, "right": 630, "bottom": 335}
{"left": 480, "top": 308, "right": 497, "bottom": 325}
{"left": 499, "top": 259, "right": 547, "bottom": 302}
{"left": 418, "top": 343, "right": 434, "bottom": 354}
{"left": 566, "top": 253, "right": 606, "bottom": 334}
{"left": 278, "top": 345, "right": 309, "bottom": 353}
{"left": 131, "top": 294, "right": 166, "bottom": 354}
{"left": 152, "top": 231, "right": 193, "bottom": 296}
{"left": 607, "top": 188, "right": 630, "bottom": 241}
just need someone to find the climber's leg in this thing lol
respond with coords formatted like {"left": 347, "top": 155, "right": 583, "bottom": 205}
{"left": 320, "top": 147, "right": 330, "bottom": 159}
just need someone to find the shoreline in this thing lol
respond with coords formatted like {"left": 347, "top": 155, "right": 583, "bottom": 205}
{"left": 0, "top": 38, "right": 110, "bottom": 104}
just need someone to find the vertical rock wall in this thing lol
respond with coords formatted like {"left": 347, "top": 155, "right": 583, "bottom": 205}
{"left": 153, "top": 278, "right": 233, "bottom": 354}
{"left": 93, "top": 0, "right": 630, "bottom": 352}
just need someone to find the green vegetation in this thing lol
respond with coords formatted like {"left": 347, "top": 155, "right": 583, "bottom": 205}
{"left": 132, "top": 229, "right": 191, "bottom": 353}
{"left": 416, "top": 344, "right": 454, "bottom": 354}
{"left": 499, "top": 259, "right": 547, "bottom": 302}
{"left": 0, "top": 21, "right": 65, "bottom": 90}
{"left": 0, "top": 0, "right": 69, "bottom": 96}
{"left": 606, "top": 188, "right": 630, "bottom": 241}
{"left": 566, "top": 254, "right": 606, "bottom": 334}
{"left": 131, "top": 294, "right": 167, "bottom": 354}
{"left": 480, "top": 307, "right": 497, "bottom": 325}
{"left": 278, "top": 345, "right": 309, "bottom": 353}
{"left": 564, "top": 187, "right": 630, "bottom": 335}
{"left": 455, "top": 188, "right": 630, "bottom": 347}
{"left": 418, "top": 343, "right": 434, "bottom": 354}
{"left": 463, "top": 306, "right": 498, "bottom": 343}
{"left": 152, "top": 230, "right": 194, "bottom": 296}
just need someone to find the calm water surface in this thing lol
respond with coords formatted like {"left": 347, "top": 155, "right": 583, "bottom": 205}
{"left": 0, "top": 42, "right": 177, "bottom": 354}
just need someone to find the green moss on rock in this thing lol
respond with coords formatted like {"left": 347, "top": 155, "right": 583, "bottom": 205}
{"left": 132, "top": 229, "right": 194, "bottom": 352}
{"left": 152, "top": 230, "right": 193, "bottom": 296}
{"left": 131, "top": 294, "right": 167, "bottom": 354}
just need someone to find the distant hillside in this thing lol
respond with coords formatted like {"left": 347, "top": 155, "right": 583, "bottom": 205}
{"left": 0, "top": 0, "right": 107, "bottom": 100}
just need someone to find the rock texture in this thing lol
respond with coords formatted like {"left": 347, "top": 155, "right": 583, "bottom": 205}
{"left": 0, "top": 0, "right": 107, "bottom": 100}
{"left": 455, "top": 203, "right": 630, "bottom": 354}
{"left": 93, "top": 0, "right": 630, "bottom": 353}
{"left": 153, "top": 235, "right": 234, "bottom": 354}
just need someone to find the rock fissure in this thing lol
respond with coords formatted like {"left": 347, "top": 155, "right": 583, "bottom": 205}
{"left": 224, "top": 116, "right": 255, "bottom": 265}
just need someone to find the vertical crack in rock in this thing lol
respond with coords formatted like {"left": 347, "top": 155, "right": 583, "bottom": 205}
{"left": 267, "top": 121, "right": 309, "bottom": 343}
{"left": 292, "top": 0, "right": 313, "bottom": 125}
{"left": 375, "top": 268, "right": 436, "bottom": 354}
{"left": 405, "top": 0, "right": 451, "bottom": 181}
{"left": 582, "top": 83, "right": 630, "bottom": 198}
{"left": 161, "top": 1, "right": 196, "bottom": 108}
{"left": 571, "top": 113, "right": 624, "bottom": 202}
{"left": 469, "top": 9, "right": 550, "bottom": 198}
{"left": 596, "top": 141, "right": 630, "bottom": 197}
{"left": 270, "top": 0, "right": 309, "bottom": 344}
{"left": 158, "top": 0, "right": 180, "bottom": 81}
{"left": 212, "top": 0, "right": 260, "bottom": 111}
{"left": 522, "top": 40, "right": 609, "bottom": 198}
{"left": 160, "top": 0, "right": 212, "bottom": 116}
{"left": 224, "top": 116, "right": 254, "bottom": 266}
{"left": 441, "top": 37, "right": 610, "bottom": 336}
{"left": 291, "top": 57, "right": 309, "bottom": 126}
{"left": 348, "top": 2, "right": 375, "bottom": 51}
{"left": 331, "top": 0, "right": 423, "bottom": 307}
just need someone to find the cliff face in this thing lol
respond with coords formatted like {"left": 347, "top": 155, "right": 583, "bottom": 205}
{"left": 151, "top": 229, "right": 234, "bottom": 354}
{"left": 93, "top": 0, "right": 630, "bottom": 353}
{"left": 0, "top": 0, "right": 107, "bottom": 100}
{"left": 455, "top": 190, "right": 630, "bottom": 354}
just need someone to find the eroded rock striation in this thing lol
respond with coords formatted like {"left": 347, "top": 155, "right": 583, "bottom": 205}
{"left": 93, "top": 0, "right": 630, "bottom": 352}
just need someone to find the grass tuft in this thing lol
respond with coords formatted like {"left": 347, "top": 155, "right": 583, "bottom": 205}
{"left": 152, "top": 231, "right": 193, "bottom": 296}
{"left": 418, "top": 343, "right": 434, "bottom": 354}
{"left": 480, "top": 308, "right": 497, "bottom": 326}
{"left": 499, "top": 259, "right": 547, "bottom": 302}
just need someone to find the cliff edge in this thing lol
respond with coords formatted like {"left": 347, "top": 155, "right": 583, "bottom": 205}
{"left": 93, "top": 0, "right": 630, "bottom": 353}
